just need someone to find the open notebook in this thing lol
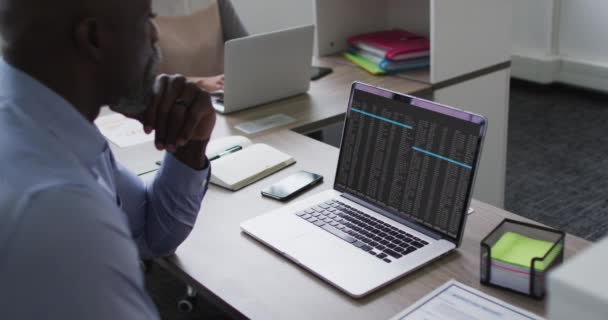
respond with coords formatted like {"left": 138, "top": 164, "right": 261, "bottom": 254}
{"left": 206, "top": 136, "right": 295, "bottom": 191}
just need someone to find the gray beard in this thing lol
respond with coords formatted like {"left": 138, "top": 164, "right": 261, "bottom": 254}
{"left": 113, "top": 45, "right": 162, "bottom": 116}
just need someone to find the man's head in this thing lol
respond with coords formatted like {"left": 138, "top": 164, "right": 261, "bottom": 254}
{"left": 0, "top": 0, "right": 160, "bottom": 118}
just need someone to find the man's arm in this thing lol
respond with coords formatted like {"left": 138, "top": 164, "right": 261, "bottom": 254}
{"left": 114, "top": 151, "right": 210, "bottom": 259}
{"left": 172, "top": 139, "right": 209, "bottom": 170}
{"left": 0, "top": 186, "right": 160, "bottom": 319}
{"left": 114, "top": 75, "right": 216, "bottom": 258}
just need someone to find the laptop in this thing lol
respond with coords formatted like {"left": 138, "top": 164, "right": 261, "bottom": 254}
{"left": 241, "top": 82, "right": 487, "bottom": 298}
{"left": 212, "top": 25, "right": 314, "bottom": 114}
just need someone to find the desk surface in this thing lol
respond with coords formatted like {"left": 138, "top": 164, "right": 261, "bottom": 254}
{"left": 113, "top": 58, "right": 590, "bottom": 319}
{"left": 158, "top": 130, "right": 589, "bottom": 320}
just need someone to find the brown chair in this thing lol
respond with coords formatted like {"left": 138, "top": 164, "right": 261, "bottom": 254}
{"left": 154, "top": 0, "right": 248, "bottom": 77}
{"left": 154, "top": 1, "right": 224, "bottom": 77}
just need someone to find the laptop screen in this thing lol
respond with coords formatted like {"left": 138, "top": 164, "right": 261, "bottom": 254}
{"left": 334, "top": 83, "right": 486, "bottom": 242}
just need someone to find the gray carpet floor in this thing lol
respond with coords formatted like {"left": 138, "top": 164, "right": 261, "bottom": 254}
{"left": 147, "top": 80, "right": 608, "bottom": 319}
{"left": 506, "top": 80, "right": 608, "bottom": 241}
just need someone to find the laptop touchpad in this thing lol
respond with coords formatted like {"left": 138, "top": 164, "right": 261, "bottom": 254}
{"left": 284, "top": 233, "right": 382, "bottom": 290}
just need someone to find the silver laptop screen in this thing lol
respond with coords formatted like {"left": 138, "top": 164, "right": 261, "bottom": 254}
{"left": 334, "top": 83, "right": 485, "bottom": 242}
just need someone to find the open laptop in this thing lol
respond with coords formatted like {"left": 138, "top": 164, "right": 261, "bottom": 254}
{"left": 212, "top": 25, "right": 314, "bottom": 114}
{"left": 241, "top": 82, "right": 487, "bottom": 298}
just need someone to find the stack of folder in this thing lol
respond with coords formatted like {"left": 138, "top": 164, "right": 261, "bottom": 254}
{"left": 488, "top": 232, "right": 561, "bottom": 295}
{"left": 344, "top": 29, "right": 430, "bottom": 75}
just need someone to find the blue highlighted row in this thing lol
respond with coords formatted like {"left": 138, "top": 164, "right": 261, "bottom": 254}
{"left": 350, "top": 108, "right": 470, "bottom": 169}
{"left": 412, "top": 147, "right": 472, "bottom": 169}
{"left": 351, "top": 108, "right": 413, "bottom": 130}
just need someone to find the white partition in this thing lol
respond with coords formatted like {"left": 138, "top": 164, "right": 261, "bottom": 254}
{"left": 434, "top": 69, "right": 511, "bottom": 207}
{"left": 386, "top": 0, "right": 431, "bottom": 37}
{"left": 315, "top": 0, "right": 511, "bottom": 84}
{"left": 314, "top": 0, "right": 389, "bottom": 56}
{"left": 315, "top": 0, "right": 511, "bottom": 207}
{"left": 431, "top": 0, "right": 511, "bottom": 83}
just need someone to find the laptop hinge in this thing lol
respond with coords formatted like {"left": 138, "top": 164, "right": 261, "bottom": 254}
{"left": 340, "top": 193, "right": 445, "bottom": 241}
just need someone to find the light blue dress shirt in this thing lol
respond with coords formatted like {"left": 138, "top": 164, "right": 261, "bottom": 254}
{"left": 0, "top": 59, "right": 209, "bottom": 319}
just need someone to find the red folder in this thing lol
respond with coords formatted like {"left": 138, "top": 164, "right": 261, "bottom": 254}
{"left": 347, "top": 29, "right": 430, "bottom": 61}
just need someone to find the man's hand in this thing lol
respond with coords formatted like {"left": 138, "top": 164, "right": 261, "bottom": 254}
{"left": 191, "top": 75, "right": 224, "bottom": 92}
{"left": 140, "top": 74, "right": 216, "bottom": 169}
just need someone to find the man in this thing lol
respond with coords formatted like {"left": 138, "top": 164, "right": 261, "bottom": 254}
{"left": 0, "top": 0, "right": 215, "bottom": 318}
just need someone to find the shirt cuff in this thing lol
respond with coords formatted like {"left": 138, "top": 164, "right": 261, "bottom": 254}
{"left": 156, "top": 153, "right": 210, "bottom": 196}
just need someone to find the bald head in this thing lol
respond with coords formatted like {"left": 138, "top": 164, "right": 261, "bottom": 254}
{"left": 0, "top": 0, "right": 159, "bottom": 120}
{"left": 0, "top": 0, "right": 140, "bottom": 51}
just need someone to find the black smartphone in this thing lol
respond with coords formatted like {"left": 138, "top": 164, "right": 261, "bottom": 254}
{"left": 261, "top": 171, "right": 323, "bottom": 201}
{"left": 310, "top": 66, "right": 333, "bottom": 81}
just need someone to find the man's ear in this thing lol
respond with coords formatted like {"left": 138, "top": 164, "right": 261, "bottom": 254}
{"left": 73, "top": 18, "right": 104, "bottom": 61}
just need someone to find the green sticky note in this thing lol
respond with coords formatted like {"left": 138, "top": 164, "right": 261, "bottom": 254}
{"left": 491, "top": 232, "right": 561, "bottom": 271}
{"left": 343, "top": 52, "right": 387, "bottom": 75}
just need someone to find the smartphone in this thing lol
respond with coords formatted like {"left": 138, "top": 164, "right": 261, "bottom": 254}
{"left": 261, "top": 171, "right": 323, "bottom": 201}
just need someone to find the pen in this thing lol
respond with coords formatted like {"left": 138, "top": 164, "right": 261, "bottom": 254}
{"left": 155, "top": 145, "right": 243, "bottom": 166}
{"left": 209, "top": 145, "right": 243, "bottom": 161}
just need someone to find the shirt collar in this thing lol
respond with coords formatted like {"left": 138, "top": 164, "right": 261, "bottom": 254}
{"left": 0, "top": 58, "right": 108, "bottom": 167}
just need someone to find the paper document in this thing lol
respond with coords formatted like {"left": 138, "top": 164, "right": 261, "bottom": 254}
{"left": 389, "top": 280, "right": 544, "bottom": 320}
{"left": 95, "top": 114, "right": 154, "bottom": 147}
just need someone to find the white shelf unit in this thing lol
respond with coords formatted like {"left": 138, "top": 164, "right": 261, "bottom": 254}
{"left": 315, "top": 0, "right": 512, "bottom": 207}
{"left": 315, "top": 0, "right": 511, "bottom": 84}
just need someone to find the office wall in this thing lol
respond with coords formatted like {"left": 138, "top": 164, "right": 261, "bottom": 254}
{"left": 559, "top": 1, "right": 608, "bottom": 64}
{"left": 510, "top": 0, "right": 560, "bottom": 84}
{"left": 153, "top": 0, "right": 314, "bottom": 34}
{"left": 512, "top": 0, "right": 608, "bottom": 91}
{"left": 557, "top": 0, "right": 608, "bottom": 91}
{"left": 511, "top": 0, "right": 555, "bottom": 57}
{"left": 221, "top": 0, "right": 313, "bottom": 34}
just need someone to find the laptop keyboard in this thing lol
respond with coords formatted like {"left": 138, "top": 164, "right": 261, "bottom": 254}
{"left": 296, "top": 200, "right": 429, "bottom": 263}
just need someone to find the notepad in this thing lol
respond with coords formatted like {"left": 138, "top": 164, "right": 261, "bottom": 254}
{"left": 207, "top": 136, "right": 295, "bottom": 191}
{"left": 491, "top": 232, "right": 560, "bottom": 271}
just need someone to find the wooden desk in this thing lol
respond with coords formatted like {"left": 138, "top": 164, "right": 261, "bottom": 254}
{"left": 108, "top": 57, "right": 588, "bottom": 319}
{"left": 158, "top": 130, "right": 589, "bottom": 319}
